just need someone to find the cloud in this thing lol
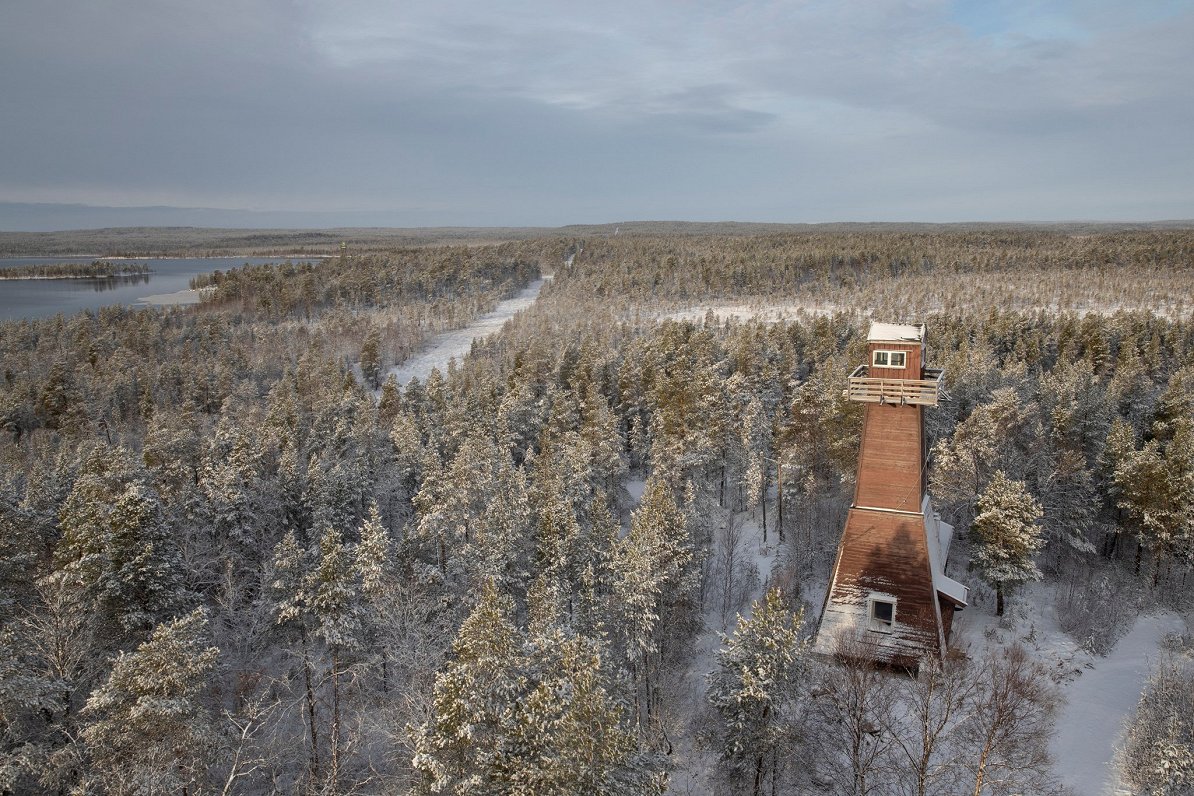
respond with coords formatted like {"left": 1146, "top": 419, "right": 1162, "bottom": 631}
{"left": 0, "top": 0, "right": 1191, "bottom": 225}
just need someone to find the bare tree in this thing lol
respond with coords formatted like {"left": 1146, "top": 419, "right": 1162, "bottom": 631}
{"left": 812, "top": 632, "right": 898, "bottom": 796}
{"left": 882, "top": 652, "right": 978, "bottom": 796}
{"left": 708, "top": 513, "right": 760, "bottom": 632}
{"left": 961, "top": 644, "right": 1060, "bottom": 796}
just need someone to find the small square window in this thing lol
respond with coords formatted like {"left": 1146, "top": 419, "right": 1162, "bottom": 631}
{"left": 869, "top": 598, "right": 895, "bottom": 628}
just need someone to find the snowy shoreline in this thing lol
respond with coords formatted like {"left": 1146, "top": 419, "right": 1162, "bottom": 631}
{"left": 0, "top": 274, "right": 148, "bottom": 281}
{"left": 2, "top": 254, "right": 335, "bottom": 260}
{"left": 137, "top": 286, "right": 214, "bottom": 306}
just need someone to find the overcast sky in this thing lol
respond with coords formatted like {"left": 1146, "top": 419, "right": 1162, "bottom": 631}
{"left": 1, "top": 0, "right": 1192, "bottom": 228}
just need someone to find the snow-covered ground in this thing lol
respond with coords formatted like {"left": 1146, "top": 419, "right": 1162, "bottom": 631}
{"left": 619, "top": 465, "right": 1190, "bottom": 794}
{"left": 386, "top": 277, "right": 550, "bottom": 385}
{"left": 621, "top": 477, "right": 785, "bottom": 793}
{"left": 952, "top": 578, "right": 1186, "bottom": 796}
{"left": 1052, "top": 612, "right": 1185, "bottom": 795}
{"left": 138, "top": 287, "right": 209, "bottom": 306}
{"left": 661, "top": 302, "right": 843, "bottom": 324}
{"left": 673, "top": 508, "right": 780, "bottom": 793}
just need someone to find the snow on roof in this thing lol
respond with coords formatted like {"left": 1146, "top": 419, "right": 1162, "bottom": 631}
{"left": 938, "top": 517, "right": 954, "bottom": 559}
{"left": 935, "top": 573, "right": 969, "bottom": 607}
{"left": 868, "top": 322, "right": 924, "bottom": 343}
{"left": 923, "top": 495, "right": 968, "bottom": 608}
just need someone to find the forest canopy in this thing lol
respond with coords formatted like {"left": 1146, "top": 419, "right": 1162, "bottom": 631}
{"left": 1, "top": 228, "right": 1191, "bottom": 794}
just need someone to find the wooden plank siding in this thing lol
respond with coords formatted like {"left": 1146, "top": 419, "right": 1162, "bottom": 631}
{"left": 816, "top": 508, "right": 943, "bottom": 666}
{"left": 853, "top": 402, "right": 924, "bottom": 512}
{"left": 814, "top": 327, "right": 959, "bottom": 669}
{"left": 939, "top": 598, "right": 956, "bottom": 641}
{"left": 866, "top": 340, "right": 922, "bottom": 381}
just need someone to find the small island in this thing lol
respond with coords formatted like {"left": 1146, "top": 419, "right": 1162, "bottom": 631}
{"left": 0, "top": 260, "right": 151, "bottom": 279}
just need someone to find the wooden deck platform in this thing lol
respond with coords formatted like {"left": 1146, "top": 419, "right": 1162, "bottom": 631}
{"left": 844, "top": 366, "right": 943, "bottom": 406}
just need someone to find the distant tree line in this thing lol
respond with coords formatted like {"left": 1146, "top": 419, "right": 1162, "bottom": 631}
{"left": 0, "top": 260, "right": 150, "bottom": 279}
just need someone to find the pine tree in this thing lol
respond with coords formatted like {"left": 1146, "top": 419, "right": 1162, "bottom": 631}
{"left": 355, "top": 501, "right": 392, "bottom": 606}
{"left": 1101, "top": 416, "right": 1138, "bottom": 557}
{"left": 414, "top": 578, "right": 658, "bottom": 795}
{"left": 268, "top": 530, "right": 322, "bottom": 783}
{"left": 360, "top": 329, "right": 383, "bottom": 390}
{"left": 378, "top": 373, "right": 402, "bottom": 422}
{"left": 512, "top": 630, "right": 658, "bottom": 795}
{"left": 610, "top": 476, "right": 693, "bottom": 732}
{"left": 80, "top": 608, "right": 219, "bottom": 796}
{"left": 411, "top": 583, "right": 526, "bottom": 794}
{"left": 311, "top": 523, "right": 364, "bottom": 792}
{"left": 199, "top": 425, "right": 266, "bottom": 565}
{"left": 101, "top": 481, "right": 186, "bottom": 634}
{"left": 414, "top": 433, "right": 505, "bottom": 578}
{"left": 477, "top": 454, "right": 531, "bottom": 593}
{"left": 971, "top": 472, "right": 1044, "bottom": 616}
{"left": 706, "top": 587, "right": 808, "bottom": 796}
{"left": 1112, "top": 415, "right": 1194, "bottom": 580}
{"left": 931, "top": 388, "right": 1035, "bottom": 523}
{"left": 741, "top": 394, "right": 772, "bottom": 539}
{"left": 56, "top": 449, "right": 186, "bottom": 640}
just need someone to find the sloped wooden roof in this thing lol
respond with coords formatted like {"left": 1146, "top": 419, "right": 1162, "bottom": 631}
{"left": 814, "top": 507, "right": 943, "bottom": 665}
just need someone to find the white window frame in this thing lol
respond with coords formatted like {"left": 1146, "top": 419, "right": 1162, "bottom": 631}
{"left": 872, "top": 350, "right": 907, "bottom": 369}
{"left": 868, "top": 596, "right": 896, "bottom": 631}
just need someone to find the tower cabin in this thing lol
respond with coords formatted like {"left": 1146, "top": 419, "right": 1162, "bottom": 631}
{"left": 813, "top": 322, "right": 967, "bottom": 669}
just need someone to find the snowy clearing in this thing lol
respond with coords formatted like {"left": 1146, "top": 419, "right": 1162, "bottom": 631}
{"left": 660, "top": 302, "right": 844, "bottom": 323}
{"left": 386, "top": 277, "right": 549, "bottom": 385}
{"left": 952, "top": 578, "right": 1187, "bottom": 796}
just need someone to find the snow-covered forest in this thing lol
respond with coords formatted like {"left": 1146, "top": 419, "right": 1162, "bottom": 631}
{"left": 1, "top": 229, "right": 1192, "bottom": 795}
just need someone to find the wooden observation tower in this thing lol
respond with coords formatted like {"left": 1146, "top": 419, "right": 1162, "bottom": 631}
{"left": 813, "top": 322, "right": 968, "bottom": 668}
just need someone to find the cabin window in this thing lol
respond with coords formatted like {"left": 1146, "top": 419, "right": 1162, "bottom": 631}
{"left": 872, "top": 350, "right": 907, "bottom": 369}
{"left": 869, "top": 597, "right": 896, "bottom": 630}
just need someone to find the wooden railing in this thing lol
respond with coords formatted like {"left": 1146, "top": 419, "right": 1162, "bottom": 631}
{"left": 844, "top": 366, "right": 943, "bottom": 406}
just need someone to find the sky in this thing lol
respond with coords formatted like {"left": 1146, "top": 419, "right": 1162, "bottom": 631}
{"left": 1, "top": 0, "right": 1192, "bottom": 229}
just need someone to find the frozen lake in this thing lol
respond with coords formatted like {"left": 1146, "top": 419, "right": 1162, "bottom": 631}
{"left": 0, "top": 256, "right": 319, "bottom": 321}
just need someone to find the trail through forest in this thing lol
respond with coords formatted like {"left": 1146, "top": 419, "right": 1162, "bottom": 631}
{"left": 386, "top": 276, "right": 549, "bottom": 385}
{"left": 1052, "top": 612, "right": 1186, "bottom": 795}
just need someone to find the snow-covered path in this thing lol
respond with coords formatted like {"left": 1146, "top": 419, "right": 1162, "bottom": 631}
{"left": 386, "top": 277, "right": 549, "bottom": 385}
{"left": 1052, "top": 612, "right": 1185, "bottom": 795}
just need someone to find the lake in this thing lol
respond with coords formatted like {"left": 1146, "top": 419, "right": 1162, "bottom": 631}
{"left": 0, "top": 257, "right": 320, "bottom": 322}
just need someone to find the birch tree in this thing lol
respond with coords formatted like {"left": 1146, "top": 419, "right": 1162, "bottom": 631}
{"left": 960, "top": 644, "right": 1058, "bottom": 796}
